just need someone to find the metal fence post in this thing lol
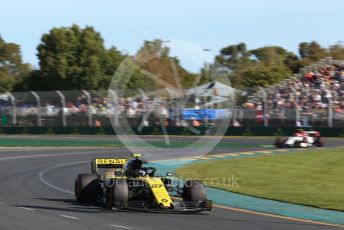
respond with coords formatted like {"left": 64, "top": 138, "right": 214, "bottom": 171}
{"left": 290, "top": 86, "right": 300, "bottom": 126}
{"left": 109, "top": 89, "right": 119, "bottom": 127}
{"left": 82, "top": 90, "right": 92, "bottom": 127}
{"left": 328, "top": 99, "right": 333, "bottom": 128}
{"left": 263, "top": 99, "right": 268, "bottom": 127}
{"left": 31, "top": 91, "right": 41, "bottom": 126}
{"left": 259, "top": 87, "right": 268, "bottom": 127}
{"left": 326, "top": 57, "right": 333, "bottom": 65}
{"left": 232, "top": 107, "right": 237, "bottom": 126}
{"left": 8, "top": 92, "right": 16, "bottom": 125}
{"left": 56, "top": 90, "right": 66, "bottom": 127}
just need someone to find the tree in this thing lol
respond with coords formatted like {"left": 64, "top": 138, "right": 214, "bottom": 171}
{"left": 298, "top": 41, "right": 328, "bottom": 66}
{"left": 0, "top": 35, "right": 30, "bottom": 92}
{"left": 215, "top": 44, "right": 293, "bottom": 88}
{"left": 250, "top": 46, "right": 300, "bottom": 74}
{"left": 34, "top": 24, "right": 124, "bottom": 90}
{"left": 236, "top": 63, "right": 292, "bottom": 88}
{"left": 329, "top": 43, "right": 344, "bottom": 60}
{"left": 219, "top": 42, "right": 249, "bottom": 69}
{"left": 130, "top": 39, "right": 198, "bottom": 90}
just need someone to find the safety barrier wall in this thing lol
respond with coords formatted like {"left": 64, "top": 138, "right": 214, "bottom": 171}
{"left": 0, "top": 126, "right": 343, "bottom": 137}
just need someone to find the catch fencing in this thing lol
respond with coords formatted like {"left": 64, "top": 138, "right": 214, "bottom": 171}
{"left": 0, "top": 89, "right": 342, "bottom": 128}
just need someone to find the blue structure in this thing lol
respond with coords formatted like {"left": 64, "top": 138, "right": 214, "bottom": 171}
{"left": 182, "top": 108, "right": 217, "bottom": 120}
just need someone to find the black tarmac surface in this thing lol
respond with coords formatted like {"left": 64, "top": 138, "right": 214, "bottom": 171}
{"left": 0, "top": 136, "right": 342, "bottom": 230}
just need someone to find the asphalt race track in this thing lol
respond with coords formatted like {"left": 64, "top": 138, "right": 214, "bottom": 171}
{"left": 0, "top": 136, "right": 342, "bottom": 230}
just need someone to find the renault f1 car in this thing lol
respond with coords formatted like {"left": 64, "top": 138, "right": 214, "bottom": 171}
{"left": 74, "top": 154, "right": 212, "bottom": 212}
{"left": 274, "top": 130, "right": 324, "bottom": 148}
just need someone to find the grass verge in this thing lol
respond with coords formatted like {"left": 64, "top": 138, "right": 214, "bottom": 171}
{"left": 0, "top": 138, "right": 267, "bottom": 148}
{"left": 175, "top": 148, "right": 344, "bottom": 211}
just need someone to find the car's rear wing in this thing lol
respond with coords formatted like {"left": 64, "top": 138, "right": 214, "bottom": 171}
{"left": 91, "top": 158, "right": 127, "bottom": 174}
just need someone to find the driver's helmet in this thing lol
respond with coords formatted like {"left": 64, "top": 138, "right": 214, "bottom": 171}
{"left": 131, "top": 159, "right": 142, "bottom": 171}
{"left": 294, "top": 129, "right": 307, "bottom": 137}
{"left": 123, "top": 159, "right": 143, "bottom": 177}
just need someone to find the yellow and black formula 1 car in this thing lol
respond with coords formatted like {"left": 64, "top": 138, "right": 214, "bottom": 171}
{"left": 74, "top": 154, "right": 212, "bottom": 212}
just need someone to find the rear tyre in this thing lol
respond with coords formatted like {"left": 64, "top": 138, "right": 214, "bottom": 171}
{"left": 112, "top": 179, "right": 128, "bottom": 209}
{"left": 75, "top": 174, "right": 98, "bottom": 203}
{"left": 105, "top": 187, "right": 114, "bottom": 210}
{"left": 182, "top": 180, "right": 206, "bottom": 202}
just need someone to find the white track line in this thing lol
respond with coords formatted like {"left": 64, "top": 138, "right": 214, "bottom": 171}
{"left": 0, "top": 150, "right": 110, "bottom": 161}
{"left": 0, "top": 147, "right": 104, "bottom": 151}
{"left": 18, "top": 207, "right": 35, "bottom": 211}
{"left": 109, "top": 224, "right": 133, "bottom": 229}
{"left": 59, "top": 214, "right": 80, "bottom": 220}
{"left": 214, "top": 205, "right": 344, "bottom": 228}
{"left": 38, "top": 161, "right": 88, "bottom": 194}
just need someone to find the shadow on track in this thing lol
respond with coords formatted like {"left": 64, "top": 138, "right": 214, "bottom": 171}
{"left": 11, "top": 198, "right": 336, "bottom": 229}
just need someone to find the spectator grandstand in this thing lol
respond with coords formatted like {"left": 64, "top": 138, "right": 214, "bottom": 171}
{"left": 242, "top": 58, "right": 344, "bottom": 127}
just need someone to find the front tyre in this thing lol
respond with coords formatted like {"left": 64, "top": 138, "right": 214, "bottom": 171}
{"left": 314, "top": 137, "right": 324, "bottom": 147}
{"left": 293, "top": 141, "right": 302, "bottom": 148}
{"left": 274, "top": 138, "right": 285, "bottom": 148}
{"left": 182, "top": 180, "right": 206, "bottom": 202}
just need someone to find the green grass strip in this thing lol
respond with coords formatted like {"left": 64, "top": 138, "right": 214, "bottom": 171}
{"left": 176, "top": 148, "right": 344, "bottom": 211}
{"left": 0, "top": 138, "right": 268, "bottom": 148}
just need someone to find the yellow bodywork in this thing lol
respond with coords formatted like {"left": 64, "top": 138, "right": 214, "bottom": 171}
{"left": 94, "top": 157, "right": 173, "bottom": 208}
{"left": 138, "top": 177, "right": 173, "bottom": 208}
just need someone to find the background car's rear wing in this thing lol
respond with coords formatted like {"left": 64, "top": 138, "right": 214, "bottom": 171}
{"left": 91, "top": 158, "right": 127, "bottom": 174}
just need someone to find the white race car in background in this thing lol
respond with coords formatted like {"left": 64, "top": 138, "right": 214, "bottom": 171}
{"left": 274, "top": 130, "right": 324, "bottom": 148}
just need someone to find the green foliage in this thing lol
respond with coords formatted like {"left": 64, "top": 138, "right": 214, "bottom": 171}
{"left": 0, "top": 35, "right": 31, "bottom": 92}
{"left": 298, "top": 41, "right": 328, "bottom": 66}
{"left": 125, "top": 67, "right": 156, "bottom": 91}
{"left": 219, "top": 42, "right": 249, "bottom": 69}
{"left": 32, "top": 24, "right": 124, "bottom": 90}
{"left": 2, "top": 24, "right": 344, "bottom": 92}
{"left": 216, "top": 44, "right": 293, "bottom": 88}
{"left": 299, "top": 41, "right": 328, "bottom": 60}
{"left": 136, "top": 39, "right": 170, "bottom": 59}
{"left": 329, "top": 43, "right": 344, "bottom": 60}
{"left": 130, "top": 39, "right": 199, "bottom": 90}
{"left": 237, "top": 64, "right": 292, "bottom": 88}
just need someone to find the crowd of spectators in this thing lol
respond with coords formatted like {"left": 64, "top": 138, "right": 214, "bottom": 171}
{"left": 11, "top": 94, "right": 168, "bottom": 117}
{"left": 9, "top": 94, "right": 108, "bottom": 117}
{"left": 2, "top": 92, "right": 184, "bottom": 127}
{"left": 2, "top": 61, "right": 344, "bottom": 127}
{"left": 6, "top": 92, "right": 222, "bottom": 127}
{"left": 243, "top": 63, "right": 344, "bottom": 126}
